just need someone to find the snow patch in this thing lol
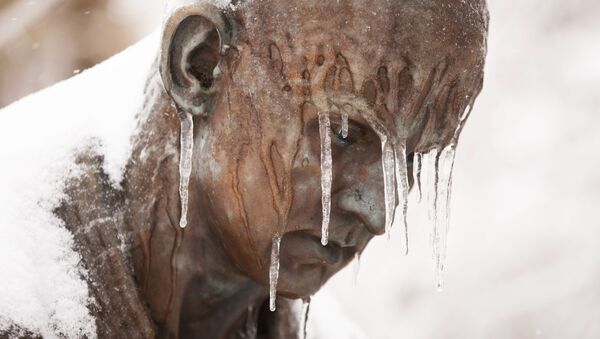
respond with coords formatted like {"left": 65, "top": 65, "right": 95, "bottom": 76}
{"left": 0, "top": 31, "right": 159, "bottom": 337}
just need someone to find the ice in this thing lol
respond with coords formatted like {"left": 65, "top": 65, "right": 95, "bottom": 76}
{"left": 269, "top": 234, "right": 282, "bottom": 311}
{"left": 341, "top": 109, "right": 349, "bottom": 139}
{"left": 243, "top": 306, "right": 257, "bottom": 339}
{"left": 178, "top": 111, "right": 194, "bottom": 228}
{"left": 413, "top": 152, "right": 423, "bottom": 202}
{"left": 300, "top": 297, "right": 311, "bottom": 339}
{"left": 431, "top": 145, "right": 457, "bottom": 290}
{"left": 393, "top": 143, "right": 410, "bottom": 254}
{"left": 422, "top": 149, "right": 439, "bottom": 224}
{"left": 381, "top": 140, "right": 397, "bottom": 236}
{"left": 318, "top": 111, "right": 333, "bottom": 246}
{"left": 420, "top": 146, "right": 456, "bottom": 290}
{"left": 353, "top": 253, "right": 361, "bottom": 284}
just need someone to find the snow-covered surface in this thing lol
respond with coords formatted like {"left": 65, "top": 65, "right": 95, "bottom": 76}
{"left": 0, "top": 31, "right": 159, "bottom": 338}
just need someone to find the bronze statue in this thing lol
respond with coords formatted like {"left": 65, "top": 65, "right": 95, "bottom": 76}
{"left": 52, "top": 0, "right": 488, "bottom": 337}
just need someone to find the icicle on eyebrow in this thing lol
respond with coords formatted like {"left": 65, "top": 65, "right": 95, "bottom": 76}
{"left": 178, "top": 111, "right": 194, "bottom": 228}
{"left": 393, "top": 143, "right": 410, "bottom": 254}
{"left": 413, "top": 152, "right": 423, "bottom": 202}
{"left": 269, "top": 234, "right": 282, "bottom": 311}
{"left": 318, "top": 111, "right": 333, "bottom": 246}
{"left": 431, "top": 145, "right": 456, "bottom": 290}
{"left": 354, "top": 107, "right": 397, "bottom": 237}
{"left": 300, "top": 297, "right": 311, "bottom": 339}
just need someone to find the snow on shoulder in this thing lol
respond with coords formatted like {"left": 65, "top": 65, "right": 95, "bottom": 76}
{"left": 0, "top": 31, "right": 159, "bottom": 338}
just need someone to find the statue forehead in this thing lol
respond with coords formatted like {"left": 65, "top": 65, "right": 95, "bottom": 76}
{"left": 231, "top": 0, "right": 488, "bottom": 71}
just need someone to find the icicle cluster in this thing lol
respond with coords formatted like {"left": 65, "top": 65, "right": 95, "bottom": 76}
{"left": 178, "top": 111, "right": 194, "bottom": 228}
{"left": 312, "top": 98, "right": 461, "bottom": 289}
{"left": 269, "top": 234, "right": 282, "bottom": 311}
{"left": 316, "top": 105, "right": 411, "bottom": 252}
{"left": 318, "top": 111, "right": 333, "bottom": 246}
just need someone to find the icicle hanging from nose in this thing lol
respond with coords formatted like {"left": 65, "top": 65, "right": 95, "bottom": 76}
{"left": 318, "top": 111, "right": 333, "bottom": 246}
{"left": 178, "top": 111, "right": 194, "bottom": 228}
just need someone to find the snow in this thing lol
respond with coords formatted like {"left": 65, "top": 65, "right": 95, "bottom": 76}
{"left": 0, "top": 31, "right": 159, "bottom": 337}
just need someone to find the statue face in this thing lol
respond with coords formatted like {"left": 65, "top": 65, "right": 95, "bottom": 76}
{"left": 162, "top": 0, "right": 488, "bottom": 297}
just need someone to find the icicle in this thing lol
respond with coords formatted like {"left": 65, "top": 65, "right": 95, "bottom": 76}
{"left": 269, "top": 234, "right": 282, "bottom": 311}
{"left": 352, "top": 106, "right": 397, "bottom": 238}
{"left": 178, "top": 111, "right": 194, "bottom": 228}
{"left": 413, "top": 152, "right": 423, "bottom": 202}
{"left": 352, "top": 252, "right": 361, "bottom": 284}
{"left": 318, "top": 111, "right": 333, "bottom": 246}
{"left": 422, "top": 149, "right": 439, "bottom": 224}
{"left": 393, "top": 143, "right": 410, "bottom": 254}
{"left": 299, "top": 297, "right": 311, "bottom": 339}
{"left": 341, "top": 109, "right": 349, "bottom": 139}
{"left": 432, "top": 145, "right": 456, "bottom": 290}
{"left": 382, "top": 140, "right": 397, "bottom": 237}
{"left": 244, "top": 306, "right": 257, "bottom": 339}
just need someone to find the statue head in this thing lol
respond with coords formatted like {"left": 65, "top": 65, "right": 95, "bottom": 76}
{"left": 156, "top": 0, "right": 488, "bottom": 299}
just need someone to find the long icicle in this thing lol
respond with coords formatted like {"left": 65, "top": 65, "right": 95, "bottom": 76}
{"left": 413, "top": 152, "right": 423, "bottom": 202}
{"left": 353, "top": 106, "right": 397, "bottom": 237}
{"left": 269, "top": 234, "right": 282, "bottom": 311}
{"left": 382, "top": 139, "right": 397, "bottom": 237}
{"left": 178, "top": 111, "right": 194, "bottom": 228}
{"left": 433, "top": 145, "right": 457, "bottom": 290}
{"left": 393, "top": 143, "right": 410, "bottom": 254}
{"left": 318, "top": 111, "right": 333, "bottom": 246}
{"left": 300, "top": 297, "right": 311, "bottom": 339}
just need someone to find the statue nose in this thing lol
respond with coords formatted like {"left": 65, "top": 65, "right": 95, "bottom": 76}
{"left": 335, "top": 187, "right": 386, "bottom": 236}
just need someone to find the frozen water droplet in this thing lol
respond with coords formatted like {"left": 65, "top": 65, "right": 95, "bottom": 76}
{"left": 382, "top": 140, "right": 396, "bottom": 237}
{"left": 393, "top": 143, "right": 409, "bottom": 254}
{"left": 300, "top": 297, "right": 311, "bottom": 339}
{"left": 341, "top": 109, "right": 349, "bottom": 139}
{"left": 269, "top": 234, "right": 282, "bottom": 311}
{"left": 318, "top": 111, "right": 333, "bottom": 246}
{"left": 353, "top": 253, "right": 361, "bottom": 284}
{"left": 178, "top": 111, "right": 194, "bottom": 228}
{"left": 413, "top": 152, "right": 423, "bottom": 202}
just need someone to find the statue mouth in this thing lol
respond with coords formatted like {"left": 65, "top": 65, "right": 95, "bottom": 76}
{"left": 281, "top": 230, "right": 356, "bottom": 266}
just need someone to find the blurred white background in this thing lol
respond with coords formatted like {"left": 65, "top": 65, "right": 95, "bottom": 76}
{"left": 1, "top": 0, "right": 599, "bottom": 338}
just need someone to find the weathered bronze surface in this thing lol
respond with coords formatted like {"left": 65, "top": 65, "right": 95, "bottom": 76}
{"left": 55, "top": 0, "right": 488, "bottom": 338}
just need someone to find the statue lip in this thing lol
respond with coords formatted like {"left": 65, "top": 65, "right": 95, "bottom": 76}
{"left": 283, "top": 230, "right": 355, "bottom": 266}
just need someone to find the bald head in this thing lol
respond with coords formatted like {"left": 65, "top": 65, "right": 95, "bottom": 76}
{"left": 162, "top": 0, "right": 488, "bottom": 150}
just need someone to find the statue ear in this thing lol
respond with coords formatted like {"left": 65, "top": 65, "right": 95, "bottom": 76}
{"left": 160, "top": 4, "right": 230, "bottom": 116}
